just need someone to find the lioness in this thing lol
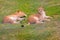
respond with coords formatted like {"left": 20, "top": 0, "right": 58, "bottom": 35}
{"left": 28, "top": 7, "right": 52, "bottom": 24}
{"left": 3, "top": 10, "right": 27, "bottom": 24}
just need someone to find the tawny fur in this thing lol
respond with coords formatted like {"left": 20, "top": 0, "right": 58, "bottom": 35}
{"left": 28, "top": 7, "right": 52, "bottom": 24}
{"left": 3, "top": 11, "right": 27, "bottom": 24}
{"left": 28, "top": 13, "right": 42, "bottom": 24}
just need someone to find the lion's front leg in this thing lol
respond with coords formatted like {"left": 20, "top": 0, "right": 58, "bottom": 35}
{"left": 45, "top": 16, "right": 52, "bottom": 19}
{"left": 43, "top": 18, "right": 51, "bottom": 22}
{"left": 12, "top": 20, "right": 20, "bottom": 24}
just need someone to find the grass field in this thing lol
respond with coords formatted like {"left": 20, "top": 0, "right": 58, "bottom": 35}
{"left": 0, "top": 0, "right": 60, "bottom": 40}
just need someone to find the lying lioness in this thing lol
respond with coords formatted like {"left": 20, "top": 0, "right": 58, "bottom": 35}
{"left": 3, "top": 10, "right": 27, "bottom": 24}
{"left": 28, "top": 7, "right": 52, "bottom": 24}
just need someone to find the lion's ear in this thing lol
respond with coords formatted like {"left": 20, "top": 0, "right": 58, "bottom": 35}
{"left": 17, "top": 10, "right": 20, "bottom": 13}
{"left": 15, "top": 10, "right": 20, "bottom": 14}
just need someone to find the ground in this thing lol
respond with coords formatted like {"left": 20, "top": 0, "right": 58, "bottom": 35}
{"left": 0, "top": 0, "right": 60, "bottom": 40}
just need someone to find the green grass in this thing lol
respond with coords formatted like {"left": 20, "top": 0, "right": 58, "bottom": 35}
{"left": 0, "top": 0, "right": 60, "bottom": 40}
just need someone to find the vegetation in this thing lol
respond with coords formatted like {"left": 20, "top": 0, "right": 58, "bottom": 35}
{"left": 0, "top": 0, "right": 60, "bottom": 40}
